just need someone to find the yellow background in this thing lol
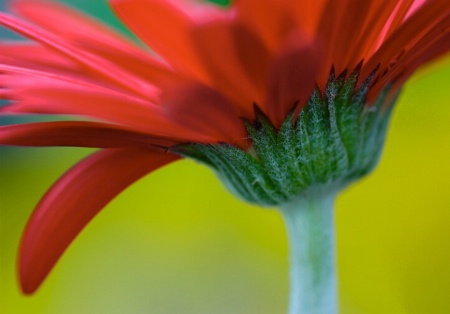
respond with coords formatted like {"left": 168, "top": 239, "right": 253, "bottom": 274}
{"left": 1, "top": 1, "right": 450, "bottom": 313}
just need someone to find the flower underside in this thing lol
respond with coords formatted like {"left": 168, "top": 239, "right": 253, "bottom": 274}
{"left": 174, "top": 66, "right": 396, "bottom": 206}
{"left": 1, "top": 0, "right": 449, "bottom": 297}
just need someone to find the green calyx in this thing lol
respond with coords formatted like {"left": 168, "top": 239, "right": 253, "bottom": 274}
{"left": 173, "top": 66, "right": 397, "bottom": 207}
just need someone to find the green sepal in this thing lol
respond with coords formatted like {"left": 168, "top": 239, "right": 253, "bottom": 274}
{"left": 172, "top": 67, "right": 396, "bottom": 207}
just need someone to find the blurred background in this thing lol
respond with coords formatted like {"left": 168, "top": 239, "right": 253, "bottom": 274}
{"left": 1, "top": 1, "right": 450, "bottom": 313}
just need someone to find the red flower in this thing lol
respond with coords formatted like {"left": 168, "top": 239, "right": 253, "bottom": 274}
{"left": 1, "top": 0, "right": 449, "bottom": 295}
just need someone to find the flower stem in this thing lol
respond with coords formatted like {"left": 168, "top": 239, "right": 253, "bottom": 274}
{"left": 279, "top": 193, "right": 337, "bottom": 314}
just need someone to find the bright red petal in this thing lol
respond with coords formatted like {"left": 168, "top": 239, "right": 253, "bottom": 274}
{"left": 19, "top": 148, "right": 179, "bottom": 294}
{"left": 236, "top": 0, "right": 326, "bottom": 52}
{"left": 0, "top": 65, "right": 163, "bottom": 128}
{"left": 9, "top": 0, "right": 181, "bottom": 89}
{"left": 110, "top": 0, "right": 225, "bottom": 82}
{"left": 0, "top": 12, "right": 156, "bottom": 98}
{"left": 1, "top": 65, "right": 220, "bottom": 143}
{"left": 0, "top": 42, "right": 177, "bottom": 92}
{"left": 11, "top": 0, "right": 143, "bottom": 53}
{"left": 0, "top": 42, "right": 78, "bottom": 72}
{"left": 235, "top": 0, "right": 294, "bottom": 52}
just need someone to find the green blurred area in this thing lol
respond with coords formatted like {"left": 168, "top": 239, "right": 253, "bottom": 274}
{"left": 1, "top": 1, "right": 450, "bottom": 313}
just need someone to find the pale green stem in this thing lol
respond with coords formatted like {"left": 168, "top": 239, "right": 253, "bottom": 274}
{"left": 279, "top": 193, "right": 337, "bottom": 314}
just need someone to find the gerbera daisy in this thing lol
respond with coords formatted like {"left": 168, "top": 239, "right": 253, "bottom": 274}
{"left": 1, "top": 0, "right": 449, "bottom": 313}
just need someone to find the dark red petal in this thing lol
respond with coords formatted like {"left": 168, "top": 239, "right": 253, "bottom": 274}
{"left": 380, "top": 0, "right": 415, "bottom": 41}
{"left": 161, "top": 84, "right": 248, "bottom": 146}
{"left": 369, "top": 12, "right": 450, "bottom": 100}
{"left": 340, "top": 1, "right": 404, "bottom": 70}
{"left": 317, "top": 0, "right": 399, "bottom": 76}
{"left": 0, "top": 121, "right": 177, "bottom": 148}
{"left": 19, "top": 148, "right": 179, "bottom": 294}
{"left": 362, "top": 0, "right": 450, "bottom": 83}
{"left": 266, "top": 36, "right": 322, "bottom": 127}
{"left": 399, "top": 34, "right": 450, "bottom": 82}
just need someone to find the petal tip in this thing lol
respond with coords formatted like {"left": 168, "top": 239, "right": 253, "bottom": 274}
{"left": 18, "top": 260, "right": 41, "bottom": 296}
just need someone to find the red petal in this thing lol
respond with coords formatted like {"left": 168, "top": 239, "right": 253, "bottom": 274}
{"left": 266, "top": 37, "right": 322, "bottom": 127}
{"left": 399, "top": 32, "right": 450, "bottom": 81}
{"left": 316, "top": 0, "right": 399, "bottom": 75}
{"left": 288, "top": 0, "right": 326, "bottom": 36}
{"left": 161, "top": 84, "right": 248, "bottom": 146}
{"left": 236, "top": 0, "right": 326, "bottom": 51}
{"left": 362, "top": 0, "right": 450, "bottom": 83}
{"left": 9, "top": 0, "right": 180, "bottom": 89}
{"left": 11, "top": 0, "right": 143, "bottom": 53}
{"left": 0, "top": 121, "right": 177, "bottom": 148}
{"left": 0, "top": 42, "right": 78, "bottom": 72}
{"left": 0, "top": 12, "right": 156, "bottom": 98}
{"left": 369, "top": 11, "right": 450, "bottom": 100}
{"left": 1, "top": 65, "right": 223, "bottom": 143}
{"left": 380, "top": 0, "right": 415, "bottom": 42}
{"left": 190, "top": 20, "right": 269, "bottom": 114}
{"left": 235, "top": 0, "right": 295, "bottom": 52}
{"left": 339, "top": 1, "right": 405, "bottom": 70}
{"left": 0, "top": 65, "right": 163, "bottom": 127}
{"left": 110, "top": 0, "right": 225, "bottom": 82}
{"left": 19, "top": 148, "right": 179, "bottom": 294}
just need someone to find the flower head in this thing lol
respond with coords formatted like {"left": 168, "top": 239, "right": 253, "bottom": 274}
{"left": 1, "top": 0, "right": 449, "bottom": 295}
